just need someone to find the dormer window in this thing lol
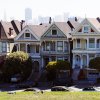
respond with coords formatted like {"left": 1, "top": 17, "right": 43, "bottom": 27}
{"left": 83, "top": 26, "right": 89, "bottom": 33}
{"left": 52, "top": 30, "right": 57, "bottom": 35}
{"left": 25, "top": 33, "right": 31, "bottom": 38}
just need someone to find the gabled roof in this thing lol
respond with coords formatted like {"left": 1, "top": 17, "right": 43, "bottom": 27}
{"left": 41, "top": 21, "right": 79, "bottom": 38}
{"left": 1, "top": 21, "right": 17, "bottom": 39}
{"left": 72, "top": 18, "right": 100, "bottom": 34}
{"left": 87, "top": 18, "right": 100, "bottom": 32}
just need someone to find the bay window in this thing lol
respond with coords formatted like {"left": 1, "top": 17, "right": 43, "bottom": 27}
{"left": 57, "top": 41, "right": 63, "bottom": 52}
{"left": 89, "top": 38, "right": 95, "bottom": 48}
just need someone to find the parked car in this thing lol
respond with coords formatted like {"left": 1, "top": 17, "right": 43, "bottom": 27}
{"left": 24, "top": 87, "right": 40, "bottom": 91}
{"left": 51, "top": 86, "right": 69, "bottom": 91}
{"left": 82, "top": 87, "right": 96, "bottom": 91}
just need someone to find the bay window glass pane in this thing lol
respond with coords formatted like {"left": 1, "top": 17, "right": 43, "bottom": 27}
{"left": 57, "top": 41, "right": 63, "bottom": 51}
{"left": 89, "top": 38, "right": 95, "bottom": 48}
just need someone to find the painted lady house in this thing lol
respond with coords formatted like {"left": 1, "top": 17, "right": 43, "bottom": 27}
{"left": 72, "top": 18, "right": 100, "bottom": 80}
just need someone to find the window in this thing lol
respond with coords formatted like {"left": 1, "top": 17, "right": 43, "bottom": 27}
{"left": 77, "top": 39, "right": 80, "bottom": 48}
{"left": 46, "top": 42, "right": 50, "bottom": 51}
{"left": 97, "top": 39, "right": 100, "bottom": 48}
{"left": 2, "top": 42, "right": 6, "bottom": 52}
{"left": 57, "top": 41, "right": 63, "bottom": 52}
{"left": 25, "top": 33, "right": 30, "bottom": 38}
{"left": 51, "top": 42, "right": 55, "bottom": 51}
{"left": 83, "top": 26, "right": 89, "bottom": 33}
{"left": 89, "top": 38, "right": 95, "bottom": 48}
{"left": 36, "top": 45, "right": 39, "bottom": 53}
{"left": 64, "top": 41, "right": 68, "bottom": 52}
{"left": 52, "top": 30, "right": 57, "bottom": 35}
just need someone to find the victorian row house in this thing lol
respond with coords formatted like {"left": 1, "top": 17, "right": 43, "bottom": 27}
{"left": 72, "top": 18, "right": 100, "bottom": 69}
{"left": 14, "top": 20, "right": 79, "bottom": 72}
{"left": 1, "top": 17, "right": 100, "bottom": 78}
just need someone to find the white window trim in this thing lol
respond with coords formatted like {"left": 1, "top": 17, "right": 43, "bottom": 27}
{"left": 82, "top": 25, "right": 90, "bottom": 33}
{"left": 24, "top": 33, "right": 31, "bottom": 39}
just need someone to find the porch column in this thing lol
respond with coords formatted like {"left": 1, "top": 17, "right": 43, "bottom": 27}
{"left": 26, "top": 44, "right": 27, "bottom": 53}
{"left": 73, "top": 54, "right": 75, "bottom": 69}
{"left": 87, "top": 38, "right": 89, "bottom": 49}
{"left": 56, "top": 41, "right": 57, "bottom": 52}
{"left": 87, "top": 54, "right": 89, "bottom": 67}
{"left": 63, "top": 41, "right": 64, "bottom": 52}
{"left": 81, "top": 55, "right": 83, "bottom": 69}
{"left": 18, "top": 43, "right": 20, "bottom": 51}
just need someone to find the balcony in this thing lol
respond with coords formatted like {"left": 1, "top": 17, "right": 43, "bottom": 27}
{"left": 72, "top": 48, "right": 100, "bottom": 54}
{"left": 41, "top": 51, "right": 69, "bottom": 55}
{"left": 28, "top": 53, "right": 40, "bottom": 58}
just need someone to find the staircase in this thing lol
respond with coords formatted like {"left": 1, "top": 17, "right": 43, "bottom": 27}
{"left": 72, "top": 69, "right": 80, "bottom": 81}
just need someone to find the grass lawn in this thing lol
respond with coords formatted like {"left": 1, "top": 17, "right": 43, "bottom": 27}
{"left": 0, "top": 91, "right": 100, "bottom": 100}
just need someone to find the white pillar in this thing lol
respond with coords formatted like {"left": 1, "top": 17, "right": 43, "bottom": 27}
{"left": 63, "top": 41, "right": 64, "bottom": 52}
{"left": 56, "top": 41, "right": 57, "bottom": 52}
{"left": 81, "top": 55, "right": 83, "bottom": 69}
{"left": 87, "top": 54, "right": 89, "bottom": 67}
{"left": 73, "top": 54, "right": 75, "bottom": 69}
{"left": 18, "top": 43, "right": 20, "bottom": 51}
{"left": 26, "top": 44, "right": 27, "bottom": 53}
{"left": 87, "top": 38, "right": 89, "bottom": 49}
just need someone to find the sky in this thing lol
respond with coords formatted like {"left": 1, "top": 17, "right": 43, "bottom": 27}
{"left": 0, "top": 0, "right": 100, "bottom": 21}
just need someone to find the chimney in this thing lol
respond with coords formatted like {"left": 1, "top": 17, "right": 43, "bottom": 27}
{"left": 49, "top": 17, "right": 52, "bottom": 24}
{"left": 75, "top": 17, "right": 78, "bottom": 21}
{"left": 96, "top": 17, "right": 100, "bottom": 23}
{"left": 67, "top": 21, "right": 74, "bottom": 31}
{"left": 9, "top": 28, "right": 13, "bottom": 36}
{"left": 20, "top": 20, "right": 25, "bottom": 30}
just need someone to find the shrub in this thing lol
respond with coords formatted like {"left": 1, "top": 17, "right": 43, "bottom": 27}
{"left": 89, "top": 57, "right": 100, "bottom": 71}
{"left": 46, "top": 60, "right": 71, "bottom": 81}
{"left": 3, "top": 51, "right": 32, "bottom": 82}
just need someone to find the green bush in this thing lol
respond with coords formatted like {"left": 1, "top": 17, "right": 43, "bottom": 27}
{"left": 89, "top": 57, "right": 100, "bottom": 71}
{"left": 3, "top": 51, "right": 32, "bottom": 82}
{"left": 46, "top": 60, "right": 71, "bottom": 81}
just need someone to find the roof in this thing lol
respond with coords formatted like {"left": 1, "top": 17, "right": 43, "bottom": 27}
{"left": 87, "top": 18, "right": 100, "bottom": 32}
{"left": 28, "top": 24, "right": 50, "bottom": 37}
{"left": 1, "top": 21, "right": 17, "bottom": 39}
{"left": 28, "top": 21, "right": 79, "bottom": 38}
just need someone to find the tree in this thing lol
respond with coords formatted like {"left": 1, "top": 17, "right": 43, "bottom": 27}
{"left": 3, "top": 51, "right": 32, "bottom": 82}
{"left": 46, "top": 60, "right": 71, "bottom": 81}
{"left": 89, "top": 57, "right": 100, "bottom": 71}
